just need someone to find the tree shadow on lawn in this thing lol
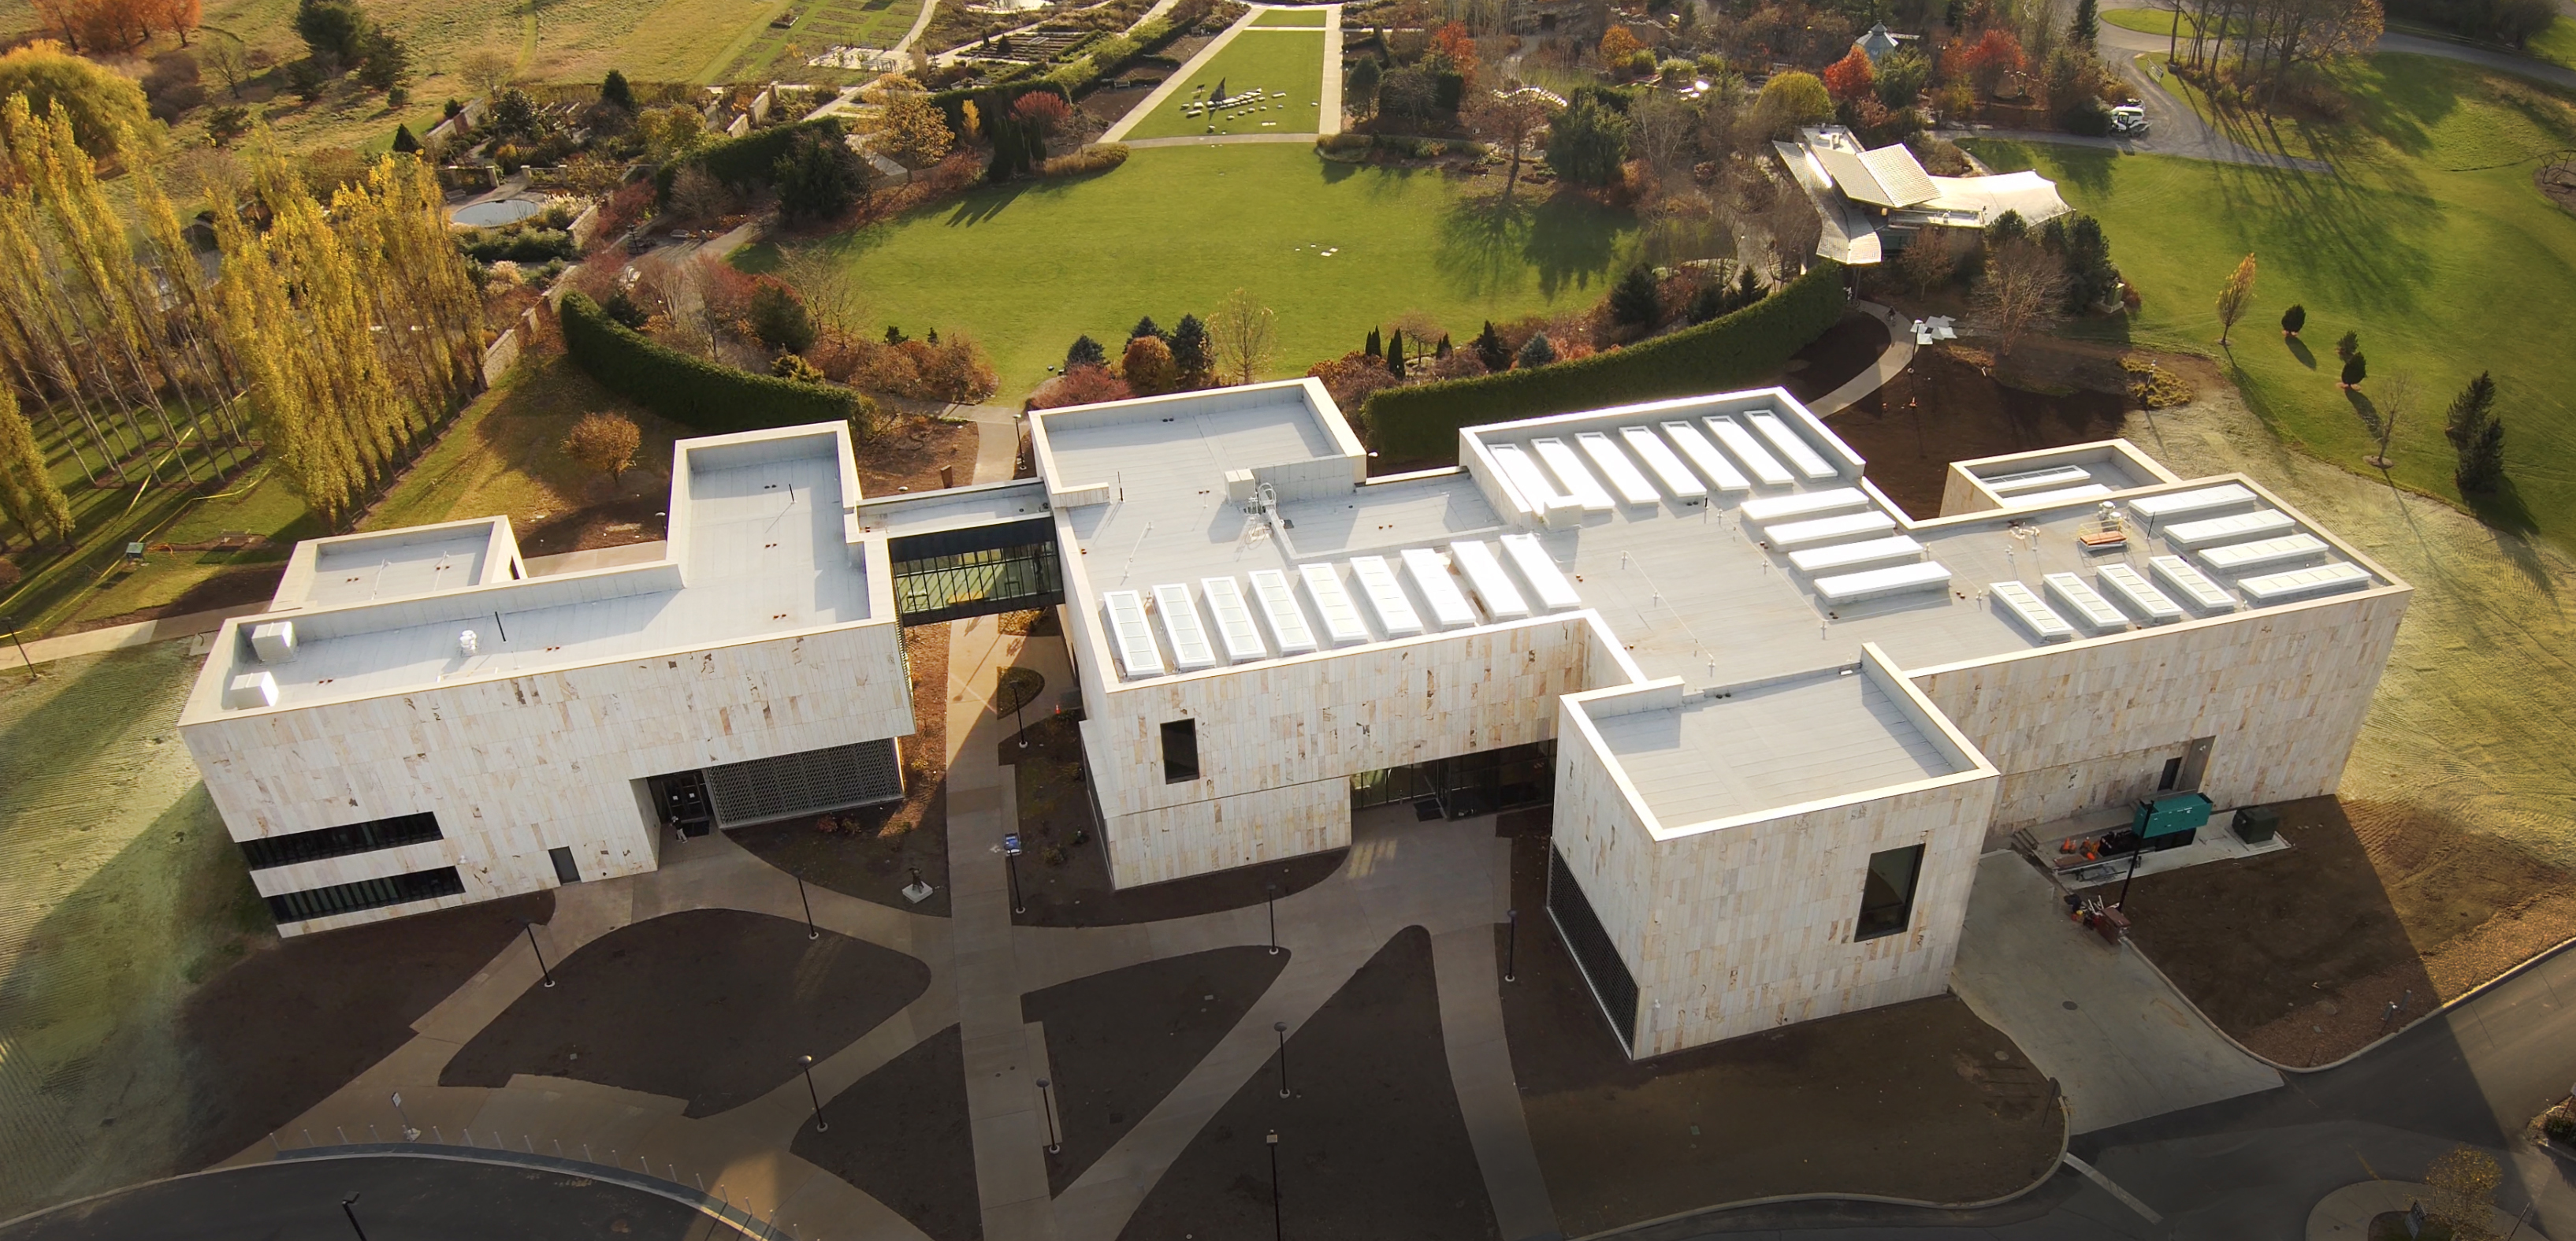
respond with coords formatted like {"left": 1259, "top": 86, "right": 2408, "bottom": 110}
{"left": 942, "top": 179, "right": 1043, "bottom": 228}
{"left": 2287, "top": 333, "right": 2317, "bottom": 369}
{"left": 1432, "top": 189, "right": 1623, "bottom": 302}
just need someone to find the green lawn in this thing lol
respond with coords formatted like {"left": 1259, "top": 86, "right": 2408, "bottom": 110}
{"left": 1251, "top": 7, "right": 1329, "bottom": 25}
{"left": 749, "top": 144, "right": 1637, "bottom": 392}
{"left": 2101, "top": 7, "right": 2240, "bottom": 39}
{"left": 1124, "top": 28, "right": 1326, "bottom": 139}
{"left": 719, "top": 0, "right": 923, "bottom": 84}
{"left": 1966, "top": 52, "right": 2576, "bottom": 548}
{"left": 2531, "top": 15, "right": 2576, "bottom": 72}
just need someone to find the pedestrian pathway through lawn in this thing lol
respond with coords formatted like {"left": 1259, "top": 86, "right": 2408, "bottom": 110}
{"left": 1113, "top": 6, "right": 1329, "bottom": 140}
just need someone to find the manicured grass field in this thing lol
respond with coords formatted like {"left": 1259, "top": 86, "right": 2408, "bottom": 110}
{"left": 749, "top": 144, "right": 1637, "bottom": 392}
{"left": 1123, "top": 27, "right": 1326, "bottom": 139}
{"left": 1967, "top": 52, "right": 2576, "bottom": 548}
{"left": 2101, "top": 7, "right": 2239, "bottom": 39}
{"left": 719, "top": 0, "right": 924, "bottom": 84}
{"left": 2531, "top": 16, "right": 2576, "bottom": 71}
{"left": 1251, "top": 6, "right": 1330, "bottom": 25}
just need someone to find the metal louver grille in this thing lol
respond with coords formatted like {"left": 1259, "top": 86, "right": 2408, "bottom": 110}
{"left": 704, "top": 740, "right": 903, "bottom": 828}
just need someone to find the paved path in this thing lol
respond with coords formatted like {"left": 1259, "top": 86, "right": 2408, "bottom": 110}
{"left": 9, "top": 600, "right": 264, "bottom": 668}
{"left": 1808, "top": 300, "right": 1915, "bottom": 417}
{"left": 1949, "top": 853, "right": 2281, "bottom": 1135}
{"left": 2307, "top": 1179, "right": 2544, "bottom": 1240}
{"left": 1120, "top": 132, "right": 1318, "bottom": 148}
{"left": 1318, "top": 5, "right": 1344, "bottom": 135}
{"left": 1098, "top": 5, "right": 1258, "bottom": 142}
{"left": 2375, "top": 29, "right": 2576, "bottom": 90}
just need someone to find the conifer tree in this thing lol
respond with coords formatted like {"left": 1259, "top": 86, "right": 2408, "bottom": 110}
{"left": 1385, "top": 328, "right": 1404, "bottom": 377}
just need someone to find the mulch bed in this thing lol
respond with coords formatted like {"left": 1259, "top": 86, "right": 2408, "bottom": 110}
{"left": 792, "top": 1025, "right": 980, "bottom": 1241}
{"left": 1023, "top": 946, "right": 1292, "bottom": 1195}
{"left": 65, "top": 562, "right": 288, "bottom": 634}
{"left": 440, "top": 909, "right": 931, "bottom": 1117}
{"left": 0, "top": 1155, "right": 704, "bottom": 1241}
{"left": 856, "top": 415, "right": 979, "bottom": 498}
{"left": 173, "top": 892, "right": 553, "bottom": 1171}
{"left": 1827, "top": 345, "right": 2129, "bottom": 518}
{"left": 1779, "top": 311, "right": 1890, "bottom": 405}
{"left": 1117, "top": 927, "right": 1500, "bottom": 1241}
{"left": 2121, "top": 795, "right": 2576, "bottom": 1066}
{"left": 1499, "top": 837, "right": 2062, "bottom": 1234}
{"left": 732, "top": 624, "right": 953, "bottom": 916}
{"left": 515, "top": 494, "right": 668, "bottom": 559}
{"left": 1002, "top": 713, "right": 1345, "bottom": 927}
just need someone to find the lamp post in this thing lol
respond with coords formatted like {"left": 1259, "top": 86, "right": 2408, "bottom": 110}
{"left": 523, "top": 922, "right": 556, "bottom": 987}
{"left": 1504, "top": 908, "right": 1518, "bottom": 983}
{"left": 795, "top": 872, "right": 818, "bottom": 939}
{"left": 1003, "top": 834, "right": 1025, "bottom": 915}
{"left": 1273, "top": 1021, "right": 1290, "bottom": 1098}
{"left": 390, "top": 1092, "right": 419, "bottom": 1142}
{"left": 1036, "top": 1078, "right": 1061, "bottom": 1154}
{"left": 0, "top": 615, "right": 34, "bottom": 680}
{"left": 340, "top": 1194, "right": 370, "bottom": 1241}
{"left": 1266, "top": 1130, "right": 1283, "bottom": 1241}
{"left": 799, "top": 1054, "right": 828, "bottom": 1132}
{"left": 1266, "top": 884, "right": 1278, "bottom": 955}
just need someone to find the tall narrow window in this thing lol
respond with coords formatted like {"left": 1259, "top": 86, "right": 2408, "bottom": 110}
{"left": 1856, "top": 844, "right": 1926, "bottom": 942}
{"left": 2158, "top": 756, "right": 2184, "bottom": 791}
{"left": 1161, "top": 719, "right": 1199, "bottom": 783}
{"left": 550, "top": 846, "right": 581, "bottom": 884}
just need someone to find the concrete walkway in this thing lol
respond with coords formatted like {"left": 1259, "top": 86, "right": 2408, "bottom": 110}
{"left": 1120, "top": 132, "right": 1320, "bottom": 148}
{"left": 1318, "top": 5, "right": 1344, "bottom": 136}
{"left": 2307, "top": 1179, "right": 2548, "bottom": 1240}
{"left": 1950, "top": 853, "right": 2281, "bottom": 1134}
{"left": 9, "top": 600, "right": 265, "bottom": 668}
{"left": 1808, "top": 300, "right": 1915, "bottom": 417}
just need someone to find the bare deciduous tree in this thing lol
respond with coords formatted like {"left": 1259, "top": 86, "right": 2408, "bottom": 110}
{"left": 776, "top": 246, "right": 870, "bottom": 336}
{"left": 1464, "top": 88, "right": 1558, "bottom": 204}
{"left": 1626, "top": 90, "right": 1698, "bottom": 185}
{"left": 1976, "top": 237, "right": 2068, "bottom": 358}
{"left": 2363, "top": 367, "right": 2414, "bottom": 469}
{"left": 459, "top": 47, "right": 515, "bottom": 97}
{"left": 1208, "top": 288, "right": 1277, "bottom": 386}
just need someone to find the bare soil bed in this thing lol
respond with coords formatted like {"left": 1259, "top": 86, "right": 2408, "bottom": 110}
{"left": 1117, "top": 927, "right": 1500, "bottom": 1241}
{"left": 1003, "top": 713, "right": 1345, "bottom": 926}
{"left": 1826, "top": 344, "right": 2129, "bottom": 518}
{"left": 1500, "top": 837, "right": 2062, "bottom": 1232}
{"left": 1778, "top": 311, "right": 1891, "bottom": 406}
{"left": 734, "top": 624, "right": 953, "bottom": 915}
{"left": 857, "top": 415, "right": 980, "bottom": 497}
{"left": 792, "top": 1025, "right": 980, "bottom": 1241}
{"left": 2122, "top": 796, "right": 2576, "bottom": 1066}
{"left": 61, "top": 562, "right": 288, "bottom": 633}
{"left": 515, "top": 492, "right": 669, "bottom": 558}
{"left": 1022, "top": 946, "right": 1292, "bottom": 1194}
{"left": 440, "top": 909, "right": 931, "bottom": 1117}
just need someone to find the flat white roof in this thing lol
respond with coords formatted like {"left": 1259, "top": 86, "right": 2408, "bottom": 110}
{"left": 1591, "top": 668, "right": 1959, "bottom": 827}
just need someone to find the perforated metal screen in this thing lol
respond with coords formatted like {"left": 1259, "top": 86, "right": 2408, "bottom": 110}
{"left": 704, "top": 739, "right": 904, "bottom": 828}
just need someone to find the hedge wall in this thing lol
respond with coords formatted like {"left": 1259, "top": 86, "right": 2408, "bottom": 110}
{"left": 1359, "top": 259, "right": 1848, "bottom": 462}
{"left": 658, "top": 117, "right": 848, "bottom": 199}
{"left": 932, "top": 13, "right": 1177, "bottom": 119}
{"left": 559, "top": 292, "right": 861, "bottom": 432}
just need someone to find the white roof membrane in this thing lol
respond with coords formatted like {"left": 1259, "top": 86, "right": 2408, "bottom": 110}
{"left": 1533, "top": 437, "right": 1616, "bottom": 512}
{"left": 2238, "top": 561, "right": 2371, "bottom": 602}
{"left": 1764, "top": 511, "right": 1898, "bottom": 548}
{"left": 1103, "top": 589, "right": 1165, "bottom": 678}
{"left": 1299, "top": 563, "right": 1373, "bottom": 646}
{"left": 1740, "top": 488, "right": 1870, "bottom": 522}
{"left": 1154, "top": 583, "right": 1218, "bottom": 671}
{"left": 1347, "top": 555, "right": 1425, "bottom": 638}
{"left": 1577, "top": 432, "right": 1661, "bottom": 506}
{"left": 1401, "top": 548, "right": 1478, "bottom": 630}
{"left": 1489, "top": 443, "right": 1571, "bottom": 512}
{"left": 1500, "top": 533, "right": 1582, "bottom": 612}
{"left": 1706, "top": 417, "right": 1794, "bottom": 486}
{"left": 2165, "top": 509, "right": 2295, "bottom": 548}
{"left": 2095, "top": 563, "right": 2184, "bottom": 622}
{"left": 2006, "top": 483, "right": 2114, "bottom": 507}
{"left": 2199, "top": 533, "right": 2329, "bottom": 574}
{"left": 1991, "top": 580, "right": 2075, "bottom": 641}
{"left": 1661, "top": 422, "right": 1749, "bottom": 492}
{"left": 1200, "top": 575, "right": 1269, "bottom": 663}
{"left": 1748, "top": 411, "right": 1838, "bottom": 480}
{"left": 1787, "top": 535, "right": 1924, "bottom": 575}
{"left": 1982, "top": 465, "right": 2091, "bottom": 495}
{"left": 1620, "top": 426, "right": 1707, "bottom": 500}
{"left": 1248, "top": 569, "right": 1319, "bottom": 655}
{"left": 2130, "top": 483, "right": 2256, "bottom": 530}
{"left": 1815, "top": 560, "right": 1951, "bottom": 604}
{"left": 1450, "top": 541, "right": 1530, "bottom": 621}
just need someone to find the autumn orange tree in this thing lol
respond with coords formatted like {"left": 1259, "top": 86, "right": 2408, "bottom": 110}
{"left": 1822, "top": 46, "right": 1875, "bottom": 101}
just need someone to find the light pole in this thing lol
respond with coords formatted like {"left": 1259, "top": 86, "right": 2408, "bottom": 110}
{"left": 340, "top": 1194, "right": 370, "bottom": 1241}
{"left": 1266, "top": 884, "right": 1278, "bottom": 955}
{"left": 1273, "top": 1021, "right": 1289, "bottom": 1098}
{"left": 0, "top": 615, "right": 34, "bottom": 680}
{"left": 795, "top": 872, "right": 818, "bottom": 939}
{"left": 1266, "top": 1130, "right": 1283, "bottom": 1241}
{"left": 1504, "top": 908, "right": 1518, "bottom": 983}
{"left": 1003, "top": 834, "right": 1025, "bottom": 915}
{"left": 523, "top": 922, "right": 555, "bottom": 987}
{"left": 799, "top": 1054, "right": 828, "bottom": 1132}
{"left": 1036, "top": 1078, "right": 1061, "bottom": 1154}
{"left": 390, "top": 1092, "right": 419, "bottom": 1142}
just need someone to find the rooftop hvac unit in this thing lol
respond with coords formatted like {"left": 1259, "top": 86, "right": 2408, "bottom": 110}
{"left": 249, "top": 619, "right": 298, "bottom": 663}
{"left": 226, "top": 671, "right": 279, "bottom": 709}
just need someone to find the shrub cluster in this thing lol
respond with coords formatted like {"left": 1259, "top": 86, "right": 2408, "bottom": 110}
{"left": 1359, "top": 261, "right": 1847, "bottom": 460}
{"left": 459, "top": 227, "right": 579, "bottom": 263}
{"left": 656, "top": 117, "right": 849, "bottom": 199}
{"left": 1039, "top": 143, "right": 1129, "bottom": 176}
{"left": 560, "top": 292, "right": 861, "bottom": 432}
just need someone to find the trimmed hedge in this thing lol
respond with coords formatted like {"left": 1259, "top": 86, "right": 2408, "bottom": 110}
{"left": 657, "top": 117, "right": 849, "bottom": 199}
{"left": 933, "top": 13, "right": 1176, "bottom": 119}
{"left": 560, "top": 292, "right": 861, "bottom": 432}
{"left": 1359, "top": 259, "right": 1848, "bottom": 461}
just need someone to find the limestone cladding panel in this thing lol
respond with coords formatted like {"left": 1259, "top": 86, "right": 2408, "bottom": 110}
{"left": 1549, "top": 697, "right": 1997, "bottom": 1057}
{"left": 1909, "top": 590, "right": 2407, "bottom": 843}
{"left": 178, "top": 622, "right": 913, "bottom": 916}
{"left": 1101, "top": 778, "right": 1350, "bottom": 888}
{"left": 1088, "top": 617, "right": 1593, "bottom": 821}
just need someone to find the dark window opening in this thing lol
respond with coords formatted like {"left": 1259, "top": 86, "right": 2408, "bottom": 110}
{"left": 550, "top": 846, "right": 581, "bottom": 884}
{"left": 240, "top": 812, "right": 442, "bottom": 871}
{"left": 1856, "top": 844, "right": 1926, "bottom": 942}
{"left": 1162, "top": 719, "right": 1199, "bottom": 783}
{"left": 266, "top": 866, "right": 465, "bottom": 925}
{"left": 1548, "top": 847, "right": 1639, "bottom": 1049}
{"left": 2158, "top": 756, "right": 2184, "bottom": 791}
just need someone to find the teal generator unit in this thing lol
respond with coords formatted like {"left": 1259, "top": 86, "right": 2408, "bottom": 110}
{"left": 2132, "top": 792, "right": 2213, "bottom": 839}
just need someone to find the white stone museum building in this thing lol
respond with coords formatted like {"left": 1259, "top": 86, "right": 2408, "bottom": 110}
{"left": 180, "top": 385, "right": 2409, "bottom": 1059}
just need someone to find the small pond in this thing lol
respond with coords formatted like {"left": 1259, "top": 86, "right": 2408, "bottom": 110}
{"left": 452, "top": 199, "right": 541, "bottom": 227}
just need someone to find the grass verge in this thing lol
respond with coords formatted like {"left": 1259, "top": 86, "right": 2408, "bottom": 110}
{"left": 1121, "top": 24, "right": 1325, "bottom": 139}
